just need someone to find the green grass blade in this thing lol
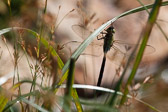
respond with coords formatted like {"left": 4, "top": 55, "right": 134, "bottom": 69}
{"left": 72, "top": 88, "right": 83, "bottom": 112}
{"left": 0, "top": 89, "right": 8, "bottom": 112}
{"left": 63, "top": 58, "right": 75, "bottom": 112}
{"left": 0, "top": 28, "right": 12, "bottom": 35}
{"left": 21, "top": 98, "right": 49, "bottom": 112}
{"left": 120, "top": 0, "right": 162, "bottom": 105}
{"left": 40, "top": 37, "right": 64, "bottom": 69}
{"left": 4, "top": 90, "right": 39, "bottom": 111}
{"left": 66, "top": 59, "right": 75, "bottom": 97}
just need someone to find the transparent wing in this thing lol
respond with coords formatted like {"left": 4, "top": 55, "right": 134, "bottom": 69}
{"left": 72, "top": 24, "right": 92, "bottom": 39}
{"left": 112, "top": 40, "right": 155, "bottom": 55}
{"left": 61, "top": 40, "right": 155, "bottom": 60}
{"left": 66, "top": 24, "right": 104, "bottom": 56}
{"left": 61, "top": 41, "right": 103, "bottom": 57}
{"left": 106, "top": 40, "right": 155, "bottom": 63}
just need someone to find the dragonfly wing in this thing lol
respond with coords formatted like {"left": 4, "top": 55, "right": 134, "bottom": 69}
{"left": 112, "top": 40, "right": 155, "bottom": 55}
{"left": 82, "top": 43, "right": 103, "bottom": 57}
{"left": 106, "top": 46, "right": 128, "bottom": 65}
{"left": 61, "top": 41, "right": 103, "bottom": 57}
{"left": 72, "top": 24, "right": 92, "bottom": 39}
{"left": 106, "top": 40, "right": 155, "bottom": 65}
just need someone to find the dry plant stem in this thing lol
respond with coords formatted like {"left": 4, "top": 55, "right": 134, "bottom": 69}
{"left": 25, "top": 0, "right": 49, "bottom": 111}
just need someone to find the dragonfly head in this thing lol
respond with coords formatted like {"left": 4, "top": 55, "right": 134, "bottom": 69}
{"left": 107, "top": 26, "right": 115, "bottom": 34}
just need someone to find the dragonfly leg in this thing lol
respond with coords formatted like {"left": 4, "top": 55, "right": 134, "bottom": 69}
{"left": 97, "top": 36, "right": 105, "bottom": 40}
{"left": 100, "top": 32, "right": 107, "bottom": 34}
{"left": 97, "top": 31, "right": 107, "bottom": 40}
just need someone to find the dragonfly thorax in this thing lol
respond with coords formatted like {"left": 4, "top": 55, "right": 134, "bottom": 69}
{"left": 103, "top": 28, "right": 115, "bottom": 53}
{"left": 106, "top": 26, "right": 115, "bottom": 34}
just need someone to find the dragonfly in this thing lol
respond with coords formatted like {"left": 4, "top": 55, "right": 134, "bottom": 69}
{"left": 61, "top": 24, "right": 155, "bottom": 87}
{"left": 97, "top": 25, "right": 115, "bottom": 87}
{"left": 96, "top": 25, "right": 155, "bottom": 86}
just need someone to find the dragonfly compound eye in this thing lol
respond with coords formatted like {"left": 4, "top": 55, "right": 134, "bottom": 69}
{"left": 107, "top": 26, "right": 115, "bottom": 33}
{"left": 111, "top": 26, "right": 115, "bottom": 33}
